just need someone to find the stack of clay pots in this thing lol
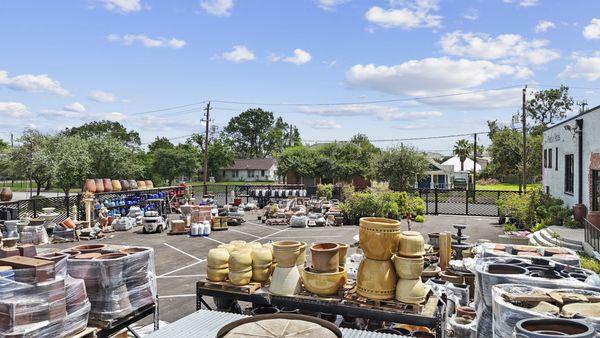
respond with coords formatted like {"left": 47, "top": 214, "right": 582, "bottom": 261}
{"left": 270, "top": 241, "right": 303, "bottom": 295}
{"left": 210, "top": 240, "right": 275, "bottom": 285}
{"left": 228, "top": 247, "right": 253, "bottom": 286}
{"left": 301, "top": 242, "right": 347, "bottom": 296}
{"left": 251, "top": 246, "right": 273, "bottom": 283}
{"left": 207, "top": 247, "right": 230, "bottom": 282}
{"left": 357, "top": 217, "right": 400, "bottom": 300}
{"left": 393, "top": 231, "right": 427, "bottom": 304}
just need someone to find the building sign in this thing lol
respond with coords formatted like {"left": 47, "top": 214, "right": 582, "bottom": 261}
{"left": 544, "top": 132, "right": 561, "bottom": 145}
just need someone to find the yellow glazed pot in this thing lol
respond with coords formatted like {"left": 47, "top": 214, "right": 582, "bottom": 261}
{"left": 207, "top": 266, "right": 229, "bottom": 282}
{"left": 356, "top": 257, "right": 397, "bottom": 300}
{"left": 218, "top": 243, "right": 236, "bottom": 254}
{"left": 395, "top": 278, "right": 426, "bottom": 304}
{"left": 251, "top": 263, "right": 272, "bottom": 282}
{"left": 246, "top": 242, "right": 263, "bottom": 250}
{"left": 392, "top": 255, "right": 424, "bottom": 279}
{"left": 207, "top": 248, "right": 230, "bottom": 269}
{"left": 229, "top": 249, "right": 252, "bottom": 271}
{"left": 229, "top": 267, "right": 252, "bottom": 286}
{"left": 295, "top": 242, "right": 307, "bottom": 267}
{"left": 301, "top": 266, "right": 347, "bottom": 296}
{"left": 262, "top": 243, "right": 274, "bottom": 260}
{"left": 269, "top": 265, "right": 302, "bottom": 296}
{"left": 111, "top": 180, "right": 122, "bottom": 192}
{"left": 337, "top": 243, "right": 349, "bottom": 266}
{"left": 251, "top": 247, "right": 273, "bottom": 266}
{"left": 359, "top": 217, "right": 401, "bottom": 260}
{"left": 398, "top": 231, "right": 425, "bottom": 258}
{"left": 272, "top": 241, "right": 301, "bottom": 268}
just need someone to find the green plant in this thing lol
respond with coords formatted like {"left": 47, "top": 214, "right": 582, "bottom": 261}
{"left": 579, "top": 253, "right": 600, "bottom": 274}
{"left": 340, "top": 184, "right": 355, "bottom": 202}
{"left": 503, "top": 223, "right": 517, "bottom": 233}
{"left": 497, "top": 187, "right": 574, "bottom": 230}
{"left": 340, "top": 189, "right": 425, "bottom": 223}
{"left": 316, "top": 184, "right": 334, "bottom": 199}
{"left": 531, "top": 221, "right": 547, "bottom": 233}
{"left": 414, "top": 215, "right": 425, "bottom": 223}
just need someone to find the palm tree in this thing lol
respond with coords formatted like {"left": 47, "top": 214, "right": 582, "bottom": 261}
{"left": 453, "top": 139, "right": 472, "bottom": 171}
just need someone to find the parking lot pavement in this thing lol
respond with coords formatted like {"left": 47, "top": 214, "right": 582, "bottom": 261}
{"left": 42, "top": 212, "right": 502, "bottom": 325}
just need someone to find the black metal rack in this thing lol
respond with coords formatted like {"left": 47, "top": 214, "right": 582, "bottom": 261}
{"left": 94, "top": 302, "right": 158, "bottom": 338}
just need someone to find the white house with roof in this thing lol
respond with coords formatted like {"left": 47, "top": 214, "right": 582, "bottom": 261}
{"left": 218, "top": 158, "right": 278, "bottom": 182}
{"left": 418, "top": 159, "right": 455, "bottom": 189}
{"left": 441, "top": 156, "right": 482, "bottom": 173}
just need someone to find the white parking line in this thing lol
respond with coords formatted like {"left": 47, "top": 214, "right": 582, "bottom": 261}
{"left": 158, "top": 261, "right": 204, "bottom": 278}
{"left": 268, "top": 235, "right": 346, "bottom": 239}
{"left": 157, "top": 274, "right": 206, "bottom": 279}
{"left": 163, "top": 243, "right": 204, "bottom": 262}
{"left": 250, "top": 227, "right": 290, "bottom": 243}
{"left": 228, "top": 228, "right": 261, "bottom": 238}
{"left": 202, "top": 236, "right": 224, "bottom": 244}
{"left": 158, "top": 294, "right": 196, "bottom": 299}
{"left": 244, "top": 221, "right": 281, "bottom": 230}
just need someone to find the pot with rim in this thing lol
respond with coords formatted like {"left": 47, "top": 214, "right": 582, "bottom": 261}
{"left": 310, "top": 242, "right": 339, "bottom": 273}
{"left": 392, "top": 255, "right": 424, "bottom": 279}
{"left": 398, "top": 231, "right": 425, "bottom": 257}
{"left": 359, "top": 217, "right": 401, "bottom": 260}
{"left": 356, "top": 257, "right": 397, "bottom": 300}
{"left": 272, "top": 241, "right": 302, "bottom": 268}
{"left": 301, "top": 266, "right": 347, "bottom": 296}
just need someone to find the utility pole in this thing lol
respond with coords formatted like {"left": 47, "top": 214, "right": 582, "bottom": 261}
{"left": 473, "top": 133, "right": 477, "bottom": 194}
{"left": 522, "top": 85, "right": 527, "bottom": 193}
{"left": 202, "top": 102, "right": 211, "bottom": 195}
{"left": 577, "top": 100, "right": 588, "bottom": 114}
{"left": 10, "top": 133, "right": 14, "bottom": 186}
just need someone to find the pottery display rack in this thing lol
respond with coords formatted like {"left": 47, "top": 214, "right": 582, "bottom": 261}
{"left": 89, "top": 303, "right": 158, "bottom": 338}
{"left": 195, "top": 282, "right": 444, "bottom": 337}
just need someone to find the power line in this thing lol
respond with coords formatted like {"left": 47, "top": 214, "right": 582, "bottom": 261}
{"left": 302, "top": 131, "right": 490, "bottom": 143}
{"left": 140, "top": 133, "right": 195, "bottom": 145}
{"left": 128, "top": 102, "right": 206, "bottom": 116}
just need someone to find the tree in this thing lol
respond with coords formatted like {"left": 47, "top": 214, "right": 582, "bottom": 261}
{"left": 370, "top": 145, "right": 429, "bottom": 191}
{"left": 453, "top": 139, "right": 472, "bottom": 171}
{"left": 150, "top": 145, "right": 200, "bottom": 185}
{"left": 148, "top": 137, "right": 174, "bottom": 152}
{"left": 526, "top": 85, "right": 573, "bottom": 132}
{"left": 276, "top": 145, "right": 320, "bottom": 178}
{"left": 10, "top": 129, "right": 55, "bottom": 195}
{"left": 187, "top": 127, "right": 234, "bottom": 179}
{"left": 87, "top": 136, "right": 144, "bottom": 179}
{"left": 54, "top": 135, "right": 92, "bottom": 196}
{"left": 63, "top": 120, "right": 141, "bottom": 149}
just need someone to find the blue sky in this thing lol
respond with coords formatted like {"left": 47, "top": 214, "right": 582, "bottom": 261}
{"left": 1, "top": 0, "right": 599, "bottom": 153}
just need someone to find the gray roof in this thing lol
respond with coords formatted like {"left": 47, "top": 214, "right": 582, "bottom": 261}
{"left": 223, "top": 158, "right": 277, "bottom": 170}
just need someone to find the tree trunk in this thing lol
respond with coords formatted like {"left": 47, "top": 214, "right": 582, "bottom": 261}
{"left": 460, "top": 161, "right": 464, "bottom": 171}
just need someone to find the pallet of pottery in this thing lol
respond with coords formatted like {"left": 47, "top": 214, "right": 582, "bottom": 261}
{"left": 343, "top": 287, "right": 437, "bottom": 315}
{"left": 197, "top": 279, "right": 262, "bottom": 295}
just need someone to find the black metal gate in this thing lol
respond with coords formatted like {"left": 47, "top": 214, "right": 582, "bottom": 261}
{"left": 418, "top": 188, "right": 520, "bottom": 217}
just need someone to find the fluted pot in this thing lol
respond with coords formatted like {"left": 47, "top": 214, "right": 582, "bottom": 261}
{"left": 357, "top": 257, "right": 397, "bottom": 300}
{"left": 310, "top": 243, "right": 339, "bottom": 273}
{"left": 94, "top": 179, "right": 104, "bottom": 193}
{"left": 83, "top": 179, "right": 96, "bottom": 193}
{"left": 103, "top": 178, "right": 113, "bottom": 192}
{"left": 137, "top": 180, "right": 147, "bottom": 189}
{"left": 129, "top": 180, "right": 138, "bottom": 190}
{"left": 229, "top": 249, "right": 252, "bottom": 271}
{"left": 398, "top": 231, "right": 425, "bottom": 257}
{"left": 120, "top": 180, "right": 130, "bottom": 191}
{"left": 359, "top": 217, "right": 401, "bottom": 260}
{"left": 145, "top": 180, "right": 154, "bottom": 188}
{"left": 111, "top": 180, "right": 122, "bottom": 192}
{"left": 272, "top": 241, "right": 302, "bottom": 268}
{"left": 392, "top": 255, "right": 424, "bottom": 279}
{"left": 0, "top": 187, "right": 13, "bottom": 201}
{"left": 229, "top": 266, "right": 252, "bottom": 286}
{"left": 208, "top": 248, "right": 230, "bottom": 269}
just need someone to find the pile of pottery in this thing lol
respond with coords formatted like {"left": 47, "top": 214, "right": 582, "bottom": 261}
{"left": 393, "top": 231, "right": 427, "bottom": 304}
{"left": 83, "top": 179, "right": 154, "bottom": 193}
{"left": 207, "top": 240, "right": 274, "bottom": 285}
{"left": 301, "top": 242, "right": 348, "bottom": 296}
{"left": 269, "top": 241, "right": 307, "bottom": 296}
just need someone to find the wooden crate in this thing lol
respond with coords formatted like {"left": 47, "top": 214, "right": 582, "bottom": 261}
{"left": 197, "top": 280, "right": 262, "bottom": 295}
{"left": 343, "top": 289, "right": 425, "bottom": 314}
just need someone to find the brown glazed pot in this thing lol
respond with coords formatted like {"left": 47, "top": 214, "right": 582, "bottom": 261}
{"left": 310, "top": 243, "right": 340, "bottom": 273}
{"left": 145, "top": 180, "right": 154, "bottom": 188}
{"left": 573, "top": 204, "right": 587, "bottom": 222}
{"left": 83, "top": 179, "right": 96, "bottom": 193}
{"left": 112, "top": 180, "right": 122, "bottom": 192}
{"left": 0, "top": 187, "right": 13, "bottom": 201}
{"left": 120, "top": 180, "right": 130, "bottom": 191}
{"left": 94, "top": 179, "right": 104, "bottom": 193}
{"left": 588, "top": 211, "right": 600, "bottom": 227}
{"left": 103, "top": 178, "right": 113, "bottom": 192}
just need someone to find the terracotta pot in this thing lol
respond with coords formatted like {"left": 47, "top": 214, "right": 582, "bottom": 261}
{"left": 456, "top": 306, "right": 476, "bottom": 319}
{"left": 301, "top": 266, "right": 346, "bottom": 296}
{"left": 295, "top": 242, "right": 307, "bottom": 266}
{"left": 398, "top": 231, "right": 425, "bottom": 257}
{"left": 573, "top": 204, "right": 587, "bottom": 222}
{"left": 229, "top": 249, "right": 252, "bottom": 270}
{"left": 251, "top": 263, "right": 272, "bottom": 282}
{"left": 487, "top": 264, "right": 528, "bottom": 275}
{"left": 129, "top": 180, "right": 138, "bottom": 190}
{"left": 111, "top": 179, "right": 122, "bottom": 192}
{"left": 137, "top": 180, "right": 147, "bottom": 189}
{"left": 0, "top": 187, "right": 13, "bottom": 201}
{"left": 359, "top": 217, "right": 401, "bottom": 260}
{"left": 94, "top": 179, "right": 104, "bottom": 193}
{"left": 73, "top": 244, "right": 106, "bottom": 253}
{"left": 395, "top": 278, "right": 426, "bottom": 304}
{"left": 310, "top": 243, "right": 339, "bottom": 273}
{"left": 272, "top": 241, "right": 302, "bottom": 268}
{"left": 356, "top": 257, "right": 397, "bottom": 300}
{"left": 207, "top": 266, "right": 229, "bottom": 282}
{"left": 588, "top": 211, "right": 600, "bottom": 227}
{"left": 269, "top": 265, "right": 302, "bottom": 296}
{"left": 83, "top": 179, "right": 96, "bottom": 193}
{"left": 251, "top": 247, "right": 273, "bottom": 266}
{"left": 337, "top": 243, "right": 348, "bottom": 266}
{"left": 61, "top": 250, "right": 81, "bottom": 257}
{"left": 229, "top": 266, "right": 252, "bottom": 286}
{"left": 515, "top": 318, "right": 595, "bottom": 338}
{"left": 145, "top": 180, "right": 154, "bottom": 188}
{"left": 120, "top": 180, "right": 130, "bottom": 191}
{"left": 73, "top": 252, "right": 102, "bottom": 259}
{"left": 208, "top": 248, "right": 230, "bottom": 269}
{"left": 392, "top": 255, "right": 424, "bottom": 279}
{"left": 103, "top": 178, "right": 113, "bottom": 192}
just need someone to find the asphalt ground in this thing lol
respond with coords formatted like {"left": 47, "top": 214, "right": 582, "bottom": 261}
{"left": 42, "top": 212, "right": 503, "bottom": 326}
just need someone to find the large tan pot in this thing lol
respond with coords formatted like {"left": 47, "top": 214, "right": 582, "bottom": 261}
{"left": 310, "top": 243, "right": 339, "bottom": 273}
{"left": 273, "top": 241, "right": 301, "bottom": 268}
{"left": 83, "top": 179, "right": 96, "bottom": 193}
{"left": 359, "top": 217, "right": 401, "bottom": 260}
{"left": 112, "top": 180, "right": 122, "bottom": 192}
{"left": 356, "top": 257, "right": 397, "bottom": 300}
{"left": 208, "top": 248, "right": 230, "bottom": 269}
{"left": 398, "top": 231, "right": 425, "bottom": 257}
{"left": 392, "top": 255, "right": 424, "bottom": 279}
{"left": 229, "top": 249, "right": 252, "bottom": 271}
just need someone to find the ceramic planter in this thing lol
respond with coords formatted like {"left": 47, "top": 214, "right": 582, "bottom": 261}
{"left": 145, "top": 180, "right": 154, "bottom": 188}
{"left": 269, "top": 265, "right": 302, "bottom": 296}
{"left": 588, "top": 211, "right": 600, "bottom": 227}
{"left": 395, "top": 278, "right": 426, "bottom": 304}
{"left": 120, "top": 180, "right": 130, "bottom": 191}
{"left": 356, "top": 257, "right": 397, "bottom": 300}
{"left": 103, "top": 178, "right": 113, "bottom": 192}
{"left": 301, "top": 266, "right": 346, "bottom": 296}
{"left": 337, "top": 243, "right": 349, "bottom": 265}
{"left": 94, "top": 179, "right": 104, "bottom": 193}
{"left": 229, "top": 249, "right": 252, "bottom": 270}
{"left": 0, "top": 187, "right": 13, "bottom": 201}
{"left": 251, "top": 263, "right": 272, "bottom": 282}
{"left": 111, "top": 180, "right": 122, "bottom": 192}
{"left": 218, "top": 243, "right": 236, "bottom": 254}
{"left": 207, "top": 267, "right": 229, "bottom": 282}
{"left": 251, "top": 247, "right": 272, "bottom": 266}
{"left": 272, "top": 241, "right": 302, "bottom": 268}
{"left": 83, "top": 179, "right": 96, "bottom": 193}
{"left": 295, "top": 242, "right": 307, "bottom": 266}
{"left": 359, "top": 217, "right": 401, "bottom": 260}
{"left": 128, "top": 180, "right": 138, "bottom": 190}
{"left": 229, "top": 266, "right": 252, "bottom": 286}
{"left": 515, "top": 318, "right": 595, "bottom": 338}
{"left": 573, "top": 204, "right": 587, "bottom": 222}
{"left": 398, "top": 231, "right": 425, "bottom": 257}
{"left": 392, "top": 255, "right": 424, "bottom": 279}
{"left": 310, "top": 243, "right": 339, "bottom": 273}
{"left": 208, "top": 248, "right": 230, "bottom": 269}
{"left": 137, "top": 180, "right": 147, "bottom": 189}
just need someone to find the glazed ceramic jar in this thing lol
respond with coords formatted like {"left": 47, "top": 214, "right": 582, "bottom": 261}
{"left": 94, "top": 179, "right": 104, "bottom": 193}
{"left": 337, "top": 243, "right": 349, "bottom": 266}
{"left": 208, "top": 248, "right": 230, "bottom": 268}
{"left": 0, "top": 187, "right": 13, "bottom": 201}
{"left": 129, "top": 180, "right": 138, "bottom": 190}
{"left": 272, "top": 241, "right": 302, "bottom": 268}
{"left": 356, "top": 257, "right": 397, "bottom": 300}
{"left": 398, "top": 231, "right": 425, "bottom": 257}
{"left": 208, "top": 267, "right": 229, "bottom": 282}
{"left": 112, "top": 179, "right": 122, "bottom": 192}
{"left": 392, "top": 255, "right": 424, "bottom": 279}
{"left": 145, "top": 180, "right": 154, "bottom": 188}
{"left": 229, "top": 266, "right": 252, "bottom": 285}
{"left": 301, "top": 266, "right": 347, "bottom": 296}
{"left": 295, "top": 242, "right": 307, "bottom": 266}
{"left": 310, "top": 243, "right": 339, "bottom": 273}
{"left": 120, "top": 180, "right": 130, "bottom": 191}
{"left": 229, "top": 249, "right": 252, "bottom": 271}
{"left": 269, "top": 265, "right": 302, "bottom": 296}
{"left": 359, "top": 217, "right": 401, "bottom": 260}
{"left": 251, "top": 247, "right": 273, "bottom": 266}
{"left": 83, "top": 179, "right": 96, "bottom": 193}
{"left": 395, "top": 278, "right": 427, "bottom": 304}
{"left": 103, "top": 178, "right": 113, "bottom": 192}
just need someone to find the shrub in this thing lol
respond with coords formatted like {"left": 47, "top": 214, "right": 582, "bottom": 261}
{"left": 503, "top": 223, "right": 517, "bottom": 233}
{"left": 414, "top": 215, "right": 425, "bottom": 223}
{"left": 579, "top": 253, "right": 600, "bottom": 274}
{"left": 340, "top": 184, "right": 355, "bottom": 201}
{"left": 316, "top": 184, "right": 334, "bottom": 199}
{"left": 497, "top": 187, "right": 573, "bottom": 230}
{"left": 340, "top": 190, "right": 425, "bottom": 224}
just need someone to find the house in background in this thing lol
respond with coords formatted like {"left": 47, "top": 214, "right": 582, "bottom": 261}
{"left": 418, "top": 159, "right": 455, "bottom": 189}
{"left": 218, "top": 158, "right": 278, "bottom": 182}
{"left": 441, "top": 156, "right": 482, "bottom": 173}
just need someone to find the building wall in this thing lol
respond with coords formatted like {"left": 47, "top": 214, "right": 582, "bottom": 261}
{"left": 542, "top": 108, "right": 600, "bottom": 209}
{"left": 219, "top": 165, "right": 277, "bottom": 181}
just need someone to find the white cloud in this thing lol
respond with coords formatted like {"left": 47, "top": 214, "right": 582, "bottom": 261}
{"left": 440, "top": 31, "right": 559, "bottom": 65}
{"left": 559, "top": 53, "right": 600, "bottom": 81}
{"left": 305, "top": 120, "right": 342, "bottom": 129}
{"left": 519, "top": 0, "right": 538, "bottom": 7}
{"left": 201, "top": 0, "right": 233, "bottom": 17}
{"left": 463, "top": 8, "right": 478, "bottom": 21}
{"left": 345, "top": 57, "right": 524, "bottom": 96}
{"left": 298, "top": 104, "right": 442, "bottom": 121}
{"left": 222, "top": 45, "right": 256, "bottom": 63}
{"left": 101, "top": 0, "right": 142, "bottom": 13}
{"left": 101, "top": 112, "right": 127, "bottom": 122}
{"left": 0, "top": 70, "right": 69, "bottom": 96}
{"left": 535, "top": 20, "right": 555, "bottom": 33}
{"left": 416, "top": 87, "right": 534, "bottom": 110}
{"left": 88, "top": 90, "right": 119, "bottom": 103}
{"left": 315, "top": 0, "right": 348, "bottom": 10}
{"left": 0, "top": 102, "right": 30, "bottom": 118}
{"left": 107, "top": 34, "right": 186, "bottom": 49}
{"left": 583, "top": 18, "right": 600, "bottom": 40}
{"left": 283, "top": 49, "right": 312, "bottom": 65}
{"left": 63, "top": 102, "right": 86, "bottom": 113}
{"left": 365, "top": 0, "right": 442, "bottom": 29}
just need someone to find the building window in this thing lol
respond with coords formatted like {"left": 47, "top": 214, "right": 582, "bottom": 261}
{"left": 565, "top": 154, "right": 574, "bottom": 194}
{"left": 543, "top": 149, "right": 547, "bottom": 168}
{"left": 248, "top": 170, "right": 255, "bottom": 178}
{"left": 593, "top": 170, "right": 599, "bottom": 211}
{"left": 555, "top": 147, "right": 558, "bottom": 171}
{"left": 548, "top": 148, "right": 553, "bottom": 169}
{"left": 232, "top": 170, "right": 239, "bottom": 178}
{"left": 261, "top": 170, "right": 265, "bottom": 177}
{"left": 222, "top": 170, "right": 226, "bottom": 176}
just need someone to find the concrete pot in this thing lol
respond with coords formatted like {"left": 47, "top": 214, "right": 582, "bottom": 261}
{"left": 515, "top": 318, "right": 595, "bottom": 338}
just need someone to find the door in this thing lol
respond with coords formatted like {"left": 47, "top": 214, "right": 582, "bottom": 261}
{"left": 593, "top": 170, "right": 600, "bottom": 211}
{"left": 436, "top": 175, "right": 446, "bottom": 189}
{"left": 418, "top": 175, "right": 432, "bottom": 189}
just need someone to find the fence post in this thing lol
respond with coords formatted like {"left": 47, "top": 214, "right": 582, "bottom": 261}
{"left": 497, "top": 191, "right": 501, "bottom": 217}
{"left": 66, "top": 195, "right": 70, "bottom": 218}
{"left": 434, "top": 188, "right": 439, "bottom": 215}
{"left": 32, "top": 198, "right": 37, "bottom": 218}
{"left": 465, "top": 190, "right": 469, "bottom": 215}
{"left": 225, "top": 185, "right": 228, "bottom": 205}
{"left": 425, "top": 190, "right": 429, "bottom": 214}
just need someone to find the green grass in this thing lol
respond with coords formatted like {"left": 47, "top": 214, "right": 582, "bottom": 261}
{"left": 579, "top": 252, "right": 600, "bottom": 274}
{"left": 476, "top": 183, "right": 541, "bottom": 191}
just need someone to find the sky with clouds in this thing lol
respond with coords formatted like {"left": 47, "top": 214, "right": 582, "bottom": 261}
{"left": 0, "top": 0, "right": 599, "bottom": 153}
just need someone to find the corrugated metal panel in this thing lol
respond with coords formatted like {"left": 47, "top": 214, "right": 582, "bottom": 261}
{"left": 340, "top": 327, "right": 410, "bottom": 338}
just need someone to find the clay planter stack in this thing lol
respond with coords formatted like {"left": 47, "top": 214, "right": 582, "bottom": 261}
{"left": 393, "top": 231, "right": 426, "bottom": 304}
{"left": 228, "top": 248, "right": 252, "bottom": 286}
{"left": 301, "top": 243, "right": 347, "bottom": 296}
{"left": 207, "top": 248, "right": 230, "bottom": 282}
{"left": 357, "top": 217, "right": 400, "bottom": 300}
{"left": 270, "top": 241, "right": 302, "bottom": 296}
{"left": 251, "top": 246, "right": 272, "bottom": 283}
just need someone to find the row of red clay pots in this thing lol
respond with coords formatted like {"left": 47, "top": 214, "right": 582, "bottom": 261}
{"left": 83, "top": 179, "right": 154, "bottom": 193}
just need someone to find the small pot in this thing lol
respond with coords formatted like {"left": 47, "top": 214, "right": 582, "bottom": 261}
{"left": 229, "top": 267, "right": 252, "bottom": 286}
{"left": 392, "top": 255, "right": 424, "bottom": 279}
{"left": 112, "top": 179, "right": 122, "bottom": 192}
{"left": 94, "top": 179, "right": 104, "bottom": 193}
{"left": 208, "top": 248, "right": 230, "bottom": 269}
{"left": 129, "top": 180, "right": 138, "bottom": 190}
{"left": 145, "top": 180, "right": 154, "bottom": 188}
{"left": 573, "top": 204, "right": 587, "bottom": 222}
{"left": 251, "top": 264, "right": 272, "bottom": 282}
{"left": 120, "top": 179, "right": 130, "bottom": 191}
{"left": 229, "top": 249, "right": 252, "bottom": 270}
{"left": 251, "top": 247, "right": 273, "bottom": 266}
{"left": 103, "top": 178, "right": 113, "bottom": 192}
{"left": 207, "top": 267, "right": 229, "bottom": 282}
{"left": 272, "top": 241, "right": 302, "bottom": 268}
{"left": 83, "top": 179, "right": 96, "bottom": 193}
{"left": 588, "top": 211, "right": 600, "bottom": 227}
{"left": 310, "top": 242, "right": 339, "bottom": 273}
{"left": 337, "top": 243, "right": 349, "bottom": 265}
{"left": 395, "top": 278, "right": 427, "bottom": 304}
{"left": 137, "top": 180, "right": 147, "bottom": 189}
{"left": 515, "top": 318, "right": 595, "bottom": 338}
{"left": 0, "top": 187, "right": 13, "bottom": 201}
{"left": 398, "top": 231, "right": 425, "bottom": 257}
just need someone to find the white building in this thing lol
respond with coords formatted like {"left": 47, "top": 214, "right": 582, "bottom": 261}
{"left": 542, "top": 105, "right": 600, "bottom": 212}
{"left": 441, "top": 156, "right": 482, "bottom": 173}
{"left": 418, "top": 159, "right": 455, "bottom": 189}
{"left": 219, "top": 158, "right": 278, "bottom": 182}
